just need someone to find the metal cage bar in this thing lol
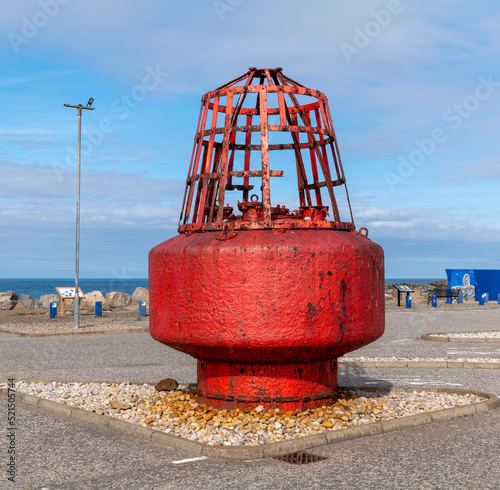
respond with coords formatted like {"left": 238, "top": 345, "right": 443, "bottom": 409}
{"left": 177, "top": 68, "right": 355, "bottom": 233}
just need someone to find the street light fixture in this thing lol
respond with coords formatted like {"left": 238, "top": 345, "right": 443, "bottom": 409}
{"left": 64, "top": 100, "right": 95, "bottom": 328}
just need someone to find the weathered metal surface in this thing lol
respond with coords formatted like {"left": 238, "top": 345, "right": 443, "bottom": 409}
{"left": 179, "top": 67, "right": 354, "bottom": 233}
{"left": 149, "top": 229, "right": 384, "bottom": 410}
{"left": 196, "top": 359, "right": 338, "bottom": 411}
{"left": 149, "top": 68, "right": 384, "bottom": 410}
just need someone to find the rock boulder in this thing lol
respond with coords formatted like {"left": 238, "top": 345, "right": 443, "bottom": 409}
{"left": 82, "top": 290, "right": 106, "bottom": 308}
{"left": 0, "top": 291, "right": 18, "bottom": 310}
{"left": 132, "top": 287, "right": 149, "bottom": 304}
{"left": 155, "top": 378, "right": 179, "bottom": 391}
{"left": 39, "top": 294, "right": 60, "bottom": 309}
{"left": 105, "top": 291, "right": 131, "bottom": 308}
{"left": 20, "top": 294, "right": 40, "bottom": 309}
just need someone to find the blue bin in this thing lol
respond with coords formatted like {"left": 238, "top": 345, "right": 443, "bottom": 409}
{"left": 431, "top": 295, "right": 437, "bottom": 307}
{"left": 50, "top": 302, "right": 58, "bottom": 319}
{"left": 139, "top": 301, "right": 147, "bottom": 316}
{"left": 95, "top": 301, "right": 102, "bottom": 317}
{"left": 406, "top": 295, "right": 411, "bottom": 309}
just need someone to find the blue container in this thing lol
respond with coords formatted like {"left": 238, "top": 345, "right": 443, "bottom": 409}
{"left": 447, "top": 268, "right": 500, "bottom": 303}
{"left": 139, "top": 301, "right": 147, "bottom": 316}
{"left": 95, "top": 301, "right": 102, "bottom": 317}
{"left": 50, "top": 302, "right": 57, "bottom": 319}
{"left": 431, "top": 295, "right": 437, "bottom": 307}
{"left": 406, "top": 295, "right": 411, "bottom": 308}
{"left": 479, "top": 294, "right": 485, "bottom": 306}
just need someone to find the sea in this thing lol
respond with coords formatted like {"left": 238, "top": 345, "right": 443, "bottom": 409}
{"left": 386, "top": 278, "right": 444, "bottom": 285}
{"left": 0, "top": 277, "right": 443, "bottom": 300}
{"left": 0, "top": 278, "right": 149, "bottom": 299}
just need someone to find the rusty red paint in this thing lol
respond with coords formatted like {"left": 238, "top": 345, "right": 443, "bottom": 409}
{"left": 178, "top": 67, "right": 354, "bottom": 233}
{"left": 149, "top": 229, "right": 384, "bottom": 410}
{"left": 149, "top": 68, "right": 385, "bottom": 410}
{"left": 197, "top": 359, "right": 339, "bottom": 411}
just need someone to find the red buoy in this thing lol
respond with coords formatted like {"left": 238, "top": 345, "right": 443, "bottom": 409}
{"left": 149, "top": 68, "right": 384, "bottom": 411}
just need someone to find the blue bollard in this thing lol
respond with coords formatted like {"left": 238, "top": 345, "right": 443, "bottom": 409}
{"left": 406, "top": 295, "right": 411, "bottom": 309}
{"left": 431, "top": 295, "right": 437, "bottom": 307}
{"left": 50, "top": 302, "right": 57, "bottom": 319}
{"left": 458, "top": 291, "right": 464, "bottom": 304}
{"left": 95, "top": 301, "right": 102, "bottom": 317}
{"left": 139, "top": 301, "right": 147, "bottom": 316}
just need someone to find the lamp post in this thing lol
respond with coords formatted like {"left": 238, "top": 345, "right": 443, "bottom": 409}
{"left": 64, "top": 99, "right": 95, "bottom": 328}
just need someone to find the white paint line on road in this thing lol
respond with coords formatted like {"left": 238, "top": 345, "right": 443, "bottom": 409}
{"left": 391, "top": 339, "right": 412, "bottom": 343}
{"left": 171, "top": 457, "right": 208, "bottom": 465}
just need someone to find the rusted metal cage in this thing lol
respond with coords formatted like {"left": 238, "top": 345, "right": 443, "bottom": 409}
{"left": 179, "top": 67, "right": 355, "bottom": 234}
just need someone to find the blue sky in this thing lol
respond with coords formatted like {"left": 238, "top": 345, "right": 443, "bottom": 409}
{"left": 1, "top": 0, "right": 499, "bottom": 280}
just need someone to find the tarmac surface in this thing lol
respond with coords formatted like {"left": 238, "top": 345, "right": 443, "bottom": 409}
{"left": 1, "top": 308, "right": 499, "bottom": 489}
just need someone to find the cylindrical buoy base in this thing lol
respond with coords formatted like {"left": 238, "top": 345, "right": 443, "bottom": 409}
{"left": 196, "top": 358, "right": 338, "bottom": 411}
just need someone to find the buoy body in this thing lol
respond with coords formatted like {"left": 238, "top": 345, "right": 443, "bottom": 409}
{"left": 149, "top": 67, "right": 385, "bottom": 410}
{"left": 149, "top": 229, "right": 384, "bottom": 410}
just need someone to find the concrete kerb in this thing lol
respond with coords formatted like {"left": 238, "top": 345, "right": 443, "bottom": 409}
{"left": 380, "top": 413, "right": 433, "bottom": 432}
{"left": 339, "top": 360, "right": 500, "bottom": 369}
{"left": 201, "top": 443, "right": 264, "bottom": 460}
{"left": 473, "top": 362, "right": 500, "bottom": 369}
{"left": 2, "top": 386, "right": 498, "bottom": 460}
{"left": 0, "top": 326, "right": 149, "bottom": 337}
{"left": 325, "top": 422, "right": 382, "bottom": 444}
{"left": 422, "top": 331, "right": 500, "bottom": 343}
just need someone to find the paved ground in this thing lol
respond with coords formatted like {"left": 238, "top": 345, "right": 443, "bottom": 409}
{"left": 1, "top": 309, "right": 499, "bottom": 489}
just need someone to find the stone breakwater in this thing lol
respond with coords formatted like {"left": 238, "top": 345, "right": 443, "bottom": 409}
{"left": 0, "top": 287, "right": 149, "bottom": 311}
{"left": 1, "top": 382, "right": 484, "bottom": 447}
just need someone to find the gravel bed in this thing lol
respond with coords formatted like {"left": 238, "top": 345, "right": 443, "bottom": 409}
{"left": 1, "top": 381, "right": 484, "bottom": 447}
{"left": 425, "top": 331, "right": 500, "bottom": 339}
{"left": 342, "top": 356, "right": 500, "bottom": 363}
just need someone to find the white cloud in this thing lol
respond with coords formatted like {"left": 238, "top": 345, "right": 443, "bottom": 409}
{"left": 0, "top": 77, "right": 31, "bottom": 86}
{"left": 2, "top": 0, "right": 500, "bottom": 277}
{"left": 354, "top": 205, "right": 500, "bottom": 244}
{"left": 0, "top": 128, "right": 52, "bottom": 136}
{"left": 0, "top": 162, "right": 184, "bottom": 229}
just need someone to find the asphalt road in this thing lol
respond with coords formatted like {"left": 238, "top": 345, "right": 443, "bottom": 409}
{"left": 1, "top": 309, "right": 499, "bottom": 489}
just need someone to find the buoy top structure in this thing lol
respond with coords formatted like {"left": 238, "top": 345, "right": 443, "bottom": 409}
{"left": 178, "top": 66, "right": 355, "bottom": 235}
{"left": 149, "top": 68, "right": 384, "bottom": 412}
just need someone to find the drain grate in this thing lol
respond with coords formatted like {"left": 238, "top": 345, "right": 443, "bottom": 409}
{"left": 273, "top": 451, "right": 328, "bottom": 464}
